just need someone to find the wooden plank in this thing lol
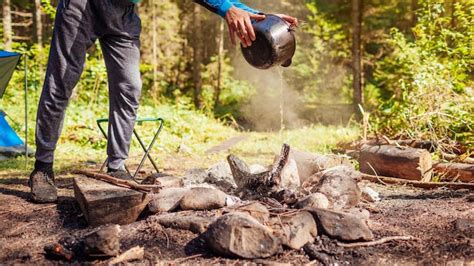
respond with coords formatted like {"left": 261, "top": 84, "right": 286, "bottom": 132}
{"left": 73, "top": 176, "right": 150, "bottom": 226}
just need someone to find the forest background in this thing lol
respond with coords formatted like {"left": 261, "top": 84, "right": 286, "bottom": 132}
{"left": 0, "top": 0, "right": 472, "bottom": 170}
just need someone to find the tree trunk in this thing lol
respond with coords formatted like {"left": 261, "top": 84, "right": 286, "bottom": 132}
{"left": 411, "top": 0, "right": 418, "bottom": 26}
{"left": 33, "top": 0, "right": 43, "bottom": 47}
{"left": 3, "top": 0, "right": 12, "bottom": 50}
{"left": 214, "top": 20, "right": 225, "bottom": 110}
{"left": 192, "top": 4, "right": 203, "bottom": 109}
{"left": 351, "top": 0, "right": 363, "bottom": 118}
{"left": 151, "top": 0, "right": 158, "bottom": 99}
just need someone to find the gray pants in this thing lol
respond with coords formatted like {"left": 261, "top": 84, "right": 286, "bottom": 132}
{"left": 35, "top": 0, "right": 142, "bottom": 169}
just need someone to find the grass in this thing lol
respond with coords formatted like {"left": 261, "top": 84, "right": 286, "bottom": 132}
{"left": 0, "top": 99, "right": 360, "bottom": 178}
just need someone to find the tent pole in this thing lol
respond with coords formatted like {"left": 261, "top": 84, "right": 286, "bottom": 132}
{"left": 24, "top": 55, "right": 28, "bottom": 169}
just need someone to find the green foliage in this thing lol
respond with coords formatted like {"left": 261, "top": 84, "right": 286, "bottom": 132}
{"left": 371, "top": 0, "right": 474, "bottom": 146}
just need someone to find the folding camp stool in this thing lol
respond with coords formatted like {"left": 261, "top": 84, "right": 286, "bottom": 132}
{"left": 97, "top": 117, "right": 164, "bottom": 180}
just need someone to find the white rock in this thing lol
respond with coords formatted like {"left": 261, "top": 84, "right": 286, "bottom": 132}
{"left": 249, "top": 164, "right": 268, "bottom": 174}
{"left": 361, "top": 186, "right": 381, "bottom": 202}
{"left": 280, "top": 159, "right": 301, "bottom": 188}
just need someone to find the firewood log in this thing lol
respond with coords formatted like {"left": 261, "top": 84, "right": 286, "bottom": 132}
{"left": 358, "top": 145, "right": 432, "bottom": 182}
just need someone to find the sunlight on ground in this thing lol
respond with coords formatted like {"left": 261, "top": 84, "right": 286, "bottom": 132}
{"left": 0, "top": 124, "right": 359, "bottom": 178}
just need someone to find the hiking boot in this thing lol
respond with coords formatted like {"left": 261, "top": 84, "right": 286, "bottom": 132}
{"left": 29, "top": 166, "right": 57, "bottom": 203}
{"left": 107, "top": 168, "right": 134, "bottom": 181}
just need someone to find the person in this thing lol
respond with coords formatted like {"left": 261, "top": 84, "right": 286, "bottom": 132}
{"left": 29, "top": 0, "right": 298, "bottom": 203}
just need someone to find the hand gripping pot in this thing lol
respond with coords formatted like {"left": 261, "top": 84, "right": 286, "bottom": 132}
{"left": 241, "top": 14, "right": 296, "bottom": 69}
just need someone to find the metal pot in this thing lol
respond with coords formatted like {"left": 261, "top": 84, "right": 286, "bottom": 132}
{"left": 241, "top": 14, "right": 296, "bottom": 69}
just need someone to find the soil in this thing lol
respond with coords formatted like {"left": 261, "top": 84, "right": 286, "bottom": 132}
{"left": 0, "top": 163, "right": 473, "bottom": 265}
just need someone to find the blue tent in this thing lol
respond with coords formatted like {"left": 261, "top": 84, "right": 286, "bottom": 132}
{"left": 0, "top": 50, "right": 30, "bottom": 160}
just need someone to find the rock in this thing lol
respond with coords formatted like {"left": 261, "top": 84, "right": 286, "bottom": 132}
{"left": 142, "top": 174, "right": 183, "bottom": 188}
{"left": 148, "top": 213, "right": 215, "bottom": 234}
{"left": 73, "top": 176, "right": 149, "bottom": 226}
{"left": 312, "top": 166, "right": 361, "bottom": 210}
{"left": 294, "top": 193, "right": 330, "bottom": 209}
{"left": 232, "top": 202, "right": 270, "bottom": 224}
{"left": 285, "top": 149, "right": 353, "bottom": 183}
{"left": 180, "top": 187, "right": 227, "bottom": 210}
{"left": 148, "top": 187, "right": 189, "bottom": 213}
{"left": 205, "top": 213, "right": 281, "bottom": 259}
{"left": 177, "top": 143, "right": 192, "bottom": 154}
{"left": 225, "top": 195, "right": 242, "bottom": 207}
{"left": 182, "top": 168, "right": 208, "bottom": 185}
{"left": 205, "top": 161, "right": 237, "bottom": 192}
{"left": 345, "top": 208, "right": 370, "bottom": 225}
{"left": 280, "top": 159, "right": 300, "bottom": 188}
{"left": 308, "top": 208, "right": 374, "bottom": 242}
{"left": 361, "top": 186, "right": 381, "bottom": 202}
{"left": 249, "top": 164, "right": 268, "bottom": 174}
{"left": 271, "top": 211, "right": 317, "bottom": 250}
{"left": 83, "top": 225, "right": 121, "bottom": 257}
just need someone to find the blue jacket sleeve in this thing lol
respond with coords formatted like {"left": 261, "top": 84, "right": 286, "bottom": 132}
{"left": 194, "top": 0, "right": 261, "bottom": 17}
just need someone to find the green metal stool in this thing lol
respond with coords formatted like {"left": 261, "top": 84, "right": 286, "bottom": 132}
{"left": 97, "top": 117, "right": 164, "bottom": 179}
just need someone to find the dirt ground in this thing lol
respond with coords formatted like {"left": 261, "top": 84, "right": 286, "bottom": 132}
{"left": 0, "top": 160, "right": 473, "bottom": 265}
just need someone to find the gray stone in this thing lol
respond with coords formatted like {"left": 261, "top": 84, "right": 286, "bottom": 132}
{"left": 308, "top": 208, "right": 374, "bottom": 242}
{"left": 148, "top": 213, "right": 215, "bottom": 234}
{"left": 205, "top": 161, "right": 237, "bottom": 192}
{"left": 361, "top": 186, "right": 381, "bottom": 202}
{"left": 271, "top": 211, "right": 317, "bottom": 250}
{"left": 286, "top": 149, "right": 354, "bottom": 183}
{"left": 182, "top": 168, "right": 208, "bottom": 185}
{"left": 83, "top": 225, "right": 121, "bottom": 257}
{"left": 180, "top": 187, "right": 227, "bottom": 210}
{"left": 294, "top": 193, "right": 330, "bottom": 209}
{"left": 177, "top": 143, "right": 192, "bottom": 154}
{"left": 249, "top": 164, "right": 268, "bottom": 174}
{"left": 280, "top": 159, "right": 300, "bottom": 188}
{"left": 312, "top": 166, "right": 361, "bottom": 210}
{"left": 345, "top": 208, "right": 370, "bottom": 225}
{"left": 205, "top": 213, "right": 281, "bottom": 259}
{"left": 148, "top": 187, "right": 189, "bottom": 213}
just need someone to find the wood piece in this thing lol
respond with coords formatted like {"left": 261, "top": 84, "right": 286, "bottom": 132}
{"left": 337, "top": 235, "right": 415, "bottom": 248}
{"left": 107, "top": 246, "right": 144, "bottom": 265}
{"left": 440, "top": 153, "right": 474, "bottom": 164}
{"left": 360, "top": 173, "right": 474, "bottom": 190}
{"left": 73, "top": 176, "right": 150, "bottom": 226}
{"left": 359, "top": 144, "right": 433, "bottom": 182}
{"left": 227, "top": 144, "right": 290, "bottom": 195}
{"left": 142, "top": 174, "right": 184, "bottom": 188}
{"left": 44, "top": 243, "right": 73, "bottom": 261}
{"left": 74, "top": 170, "right": 161, "bottom": 193}
{"left": 434, "top": 162, "right": 474, "bottom": 182}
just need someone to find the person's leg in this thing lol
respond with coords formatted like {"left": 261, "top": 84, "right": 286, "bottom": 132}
{"left": 31, "top": 0, "right": 96, "bottom": 202}
{"left": 98, "top": 2, "right": 142, "bottom": 173}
